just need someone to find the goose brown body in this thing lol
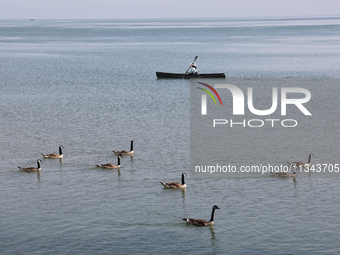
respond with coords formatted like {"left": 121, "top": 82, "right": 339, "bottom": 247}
{"left": 113, "top": 140, "right": 134, "bottom": 155}
{"left": 287, "top": 153, "right": 314, "bottom": 169}
{"left": 160, "top": 173, "right": 186, "bottom": 189}
{"left": 271, "top": 171, "right": 296, "bottom": 177}
{"left": 41, "top": 146, "right": 64, "bottom": 159}
{"left": 183, "top": 205, "right": 220, "bottom": 226}
{"left": 18, "top": 159, "right": 42, "bottom": 172}
{"left": 96, "top": 156, "right": 121, "bottom": 169}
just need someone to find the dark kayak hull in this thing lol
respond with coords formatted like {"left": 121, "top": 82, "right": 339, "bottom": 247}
{"left": 156, "top": 72, "right": 226, "bottom": 79}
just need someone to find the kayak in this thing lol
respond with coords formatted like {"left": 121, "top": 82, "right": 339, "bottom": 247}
{"left": 156, "top": 72, "right": 226, "bottom": 79}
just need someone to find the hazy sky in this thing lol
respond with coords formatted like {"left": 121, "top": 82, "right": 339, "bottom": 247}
{"left": 1, "top": 0, "right": 340, "bottom": 19}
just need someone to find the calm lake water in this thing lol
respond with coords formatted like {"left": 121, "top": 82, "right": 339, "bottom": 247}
{"left": 1, "top": 17, "right": 340, "bottom": 254}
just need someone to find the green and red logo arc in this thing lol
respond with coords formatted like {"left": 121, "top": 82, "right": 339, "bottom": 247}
{"left": 197, "top": 82, "right": 222, "bottom": 106}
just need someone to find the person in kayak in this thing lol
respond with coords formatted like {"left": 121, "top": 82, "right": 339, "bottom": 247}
{"left": 187, "top": 62, "right": 197, "bottom": 75}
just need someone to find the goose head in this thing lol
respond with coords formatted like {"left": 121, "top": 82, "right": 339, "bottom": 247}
{"left": 213, "top": 205, "right": 220, "bottom": 210}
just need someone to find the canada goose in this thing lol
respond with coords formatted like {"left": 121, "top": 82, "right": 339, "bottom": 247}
{"left": 113, "top": 140, "right": 134, "bottom": 155}
{"left": 18, "top": 159, "right": 42, "bottom": 172}
{"left": 183, "top": 205, "right": 220, "bottom": 226}
{"left": 287, "top": 153, "right": 314, "bottom": 169}
{"left": 41, "top": 146, "right": 64, "bottom": 159}
{"left": 160, "top": 173, "right": 186, "bottom": 188}
{"left": 271, "top": 171, "right": 296, "bottom": 177}
{"left": 96, "top": 155, "right": 121, "bottom": 169}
